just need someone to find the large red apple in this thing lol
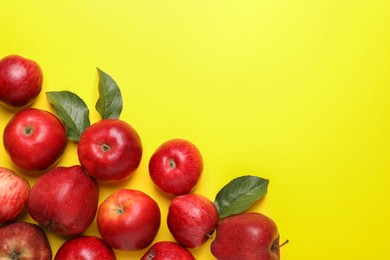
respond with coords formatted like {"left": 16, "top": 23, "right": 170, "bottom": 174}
{"left": 167, "top": 193, "right": 219, "bottom": 248}
{"left": 78, "top": 119, "right": 142, "bottom": 182}
{"left": 97, "top": 189, "right": 161, "bottom": 251}
{"left": 3, "top": 108, "right": 67, "bottom": 172}
{"left": 27, "top": 165, "right": 99, "bottom": 236}
{"left": 0, "top": 54, "right": 43, "bottom": 108}
{"left": 0, "top": 221, "right": 52, "bottom": 260}
{"left": 55, "top": 235, "right": 116, "bottom": 260}
{"left": 211, "top": 212, "right": 286, "bottom": 260}
{"left": 149, "top": 139, "right": 203, "bottom": 196}
{"left": 0, "top": 167, "right": 30, "bottom": 224}
{"left": 141, "top": 241, "right": 196, "bottom": 260}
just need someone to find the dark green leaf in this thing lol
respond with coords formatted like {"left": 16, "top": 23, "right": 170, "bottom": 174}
{"left": 95, "top": 68, "right": 123, "bottom": 119}
{"left": 214, "top": 175, "right": 269, "bottom": 219}
{"left": 46, "top": 91, "right": 90, "bottom": 141}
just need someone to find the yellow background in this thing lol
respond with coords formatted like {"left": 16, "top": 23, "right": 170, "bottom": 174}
{"left": 1, "top": 1, "right": 390, "bottom": 259}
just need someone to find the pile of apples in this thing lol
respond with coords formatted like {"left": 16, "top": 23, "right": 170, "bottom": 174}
{"left": 0, "top": 54, "right": 287, "bottom": 260}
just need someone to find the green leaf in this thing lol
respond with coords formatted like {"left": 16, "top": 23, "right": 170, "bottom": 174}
{"left": 214, "top": 175, "right": 269, "bottom": 219}
{"left": 46, "top": 91, "right": 90, "bottom": 141}
{"left": 95, "top": 68, "right": 123, "bottom": 119}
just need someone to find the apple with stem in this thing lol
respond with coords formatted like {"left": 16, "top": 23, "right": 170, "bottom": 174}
{"left": 0, "top": 221, "right": 52, "bottom": 260}
{"left": 27, "top": 165, "right": 99, "bottom": 236}
{"left": 0, "top": 167, "right": 30, "bottom": 224}
{"left": 167, "top": 193, "right": 219, "bottom": 248}
{"left": 0, "top": 54, "right": 43, "bottom": 108}
{"left": 3, "top": 108, "right": 67, "bottom": 172}
{"left": 55, "top": 235, "right": 116, "bottom": 260}
{"left": 141, "top": 241, "right": 196, "bottom": 260}
{"left": 78, "top": 119, "right": 142, "bottom": 182}
{"left": 211, "top": 212, "right": 288, "bottom": 260}
{"left": 97, "top": 189, "right": 161, "bottom": 251}
{"left": 149, "top": 138, "right": 203, "bottom": 196}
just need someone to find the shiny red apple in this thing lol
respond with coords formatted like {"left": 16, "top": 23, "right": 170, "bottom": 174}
{"left": 27, "top": 165, "right": 99, "bottom": 236}
{"left": 0, "top": 221, "right": 52, "bottom": 260}
{"left": 97, "top": 189, "right": 161, "bottom": 251}
{"left": 78, "top": 119, "right": 142, "bottom": 182}
{"left": 3, "top": 108, "right": 67, "bottom": 172}
{"left": 0, "top": 167, "right": 30, "bottom": 224}
{"left": 167, "top": 193, "right": 219, "bottom": 248}
{"left": 211, "top": 212, "right": 286, "bottom": 260}
{"left": 0, "top": 54, "right": 43, "bottom": 108}
{"left": 55, "top": 235, "right": 116, "bottom": 260}
{"left": 149, "top": 139, "right": 203, "bottom": 196}
{"left": 141, "top": 241, "right": 195, "bottom": 260}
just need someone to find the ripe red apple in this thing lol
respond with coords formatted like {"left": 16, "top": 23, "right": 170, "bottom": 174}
{"left": 3, "top": 108, "right": 67, "bottom": 172}
{"left": 97, "top": 189, "right": 161, "bottom": 251}
{"left": 149, "top": 139, "right": 203, "bottom": 196}
{"left": 78, "top": 119, "right": 142, "bottom": 182}
{"left": 27, "top": 165, "right": 99, "bottom": 236}
{"left": 0, "top": 221, "right": 52, "bottom": 260}
{"left": 141, "top": 241, "right": 196, "bottom": 260}
{"left": 55, "top": 235, "right": 116, "bottom": 260}
{"left": 0, "top": 54, "right": 43, "bottom": 108}
{"left": 167, "top": 193, "right": 219, "bottom": 248}
{"left": 0, "top": 167, "right": 30, "bottom": 224}
{"left": 211, "top": 212, "right": 286, "bottom": 260}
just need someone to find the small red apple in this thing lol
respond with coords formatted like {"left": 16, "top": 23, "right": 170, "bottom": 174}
{"left": 55, "top": 235, "right": 116, "bottom": 260}
{"left": 0, "top": 167, "right": 30, "bottom": 224}
{"left": 3, "top": 108, "right": 67, "bottom": 172}
{"left": 167, "top": 193, "right": 219, "bottom": 248}
{"left": 97, "top": 189, "right": 161, "bottom": 251}
{"left": 0, "top": 221, "right": 52, "bottom": 260}
{"left": 141, "top": 241, "right": 196, "bottom": 260}
{"left": 27, "top": 165, "right": 99, "bottom": 236}
{"left": 149, "top": 139, "right": 203, "bottom": 196}
{"left": 211, "top": 212, "right": 286, "bottom": 260}
{"left": 0, "top": 54, "right": 43, "bottom": 108}
{"left": 78, "top": 119, "right": 142, "bottom": 182}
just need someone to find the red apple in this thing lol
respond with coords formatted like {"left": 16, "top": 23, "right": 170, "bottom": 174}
{"left": 3, "top": 108, "right": 67, "bottom": 172}
{"left": 167, "top": 193, "right": 219, "bottom": 248}
{"left": 211, "top": 212, "right": 286, "bottom": 260}
{"left": 0, "top": 54, "right": 43, "bottom": 108}
{"left": 0, "top": 221, "right": 52, "bottom": 260}
{"left": 55, "top": 235, "right": 116, "bottom": 260}
{"left": 141, "top": 241, "right": 195, "bottom": 260}
{"left": 149, "top": 139, "right": 203, "bottom": 196}
{"left": 27, "top": 165, "right": 99, "bottom": 236}
{"left": 0, "top": 167, "right": 30, "bottom": 224}
{"left": 97, "top": 189, "right": 161, "bottom": 251}
{"left": 78, "top": 119, "right": 142, "bottom": 182}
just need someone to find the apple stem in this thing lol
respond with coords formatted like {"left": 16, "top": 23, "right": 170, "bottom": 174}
{"left": 279, "top": 239, "right": 289, "bottom": 248}
{"left": 116, "top": 206, "right": 124, "bottom": 215}
{"left": 169, "top": 159, "right": 176, "bottom": 169}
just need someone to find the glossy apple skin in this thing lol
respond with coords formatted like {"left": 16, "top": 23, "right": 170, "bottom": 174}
{"left": 167, "top": 193, "right": 219, "bottom": 248}
{"left": 97, "top": 189, "right": 161, "bottom": 251}
{"left": 27, "top": 165, "right": 99, "bottom": 236}
{"left": 3, "top": 108, "right": 67, "bottom": 172}
{"left": 78, "top": 119, "right": 142, "bottom": 182}
{"left": 0, "top": 221, "right": 52, "bottom": 260}
{"left": 0, "top": 167, "right": 30, "bottom": 224}
{"left": 0, "top": 54, "right": 43, "bottom": 108}
{"left": 211, "top": 212, "right": 281, "bottom": 260}
{"left": 141, "top": 241, "right": 195, "bottom": 260}
{"left": 149, "top": 139, "right": 203, "bottom": 196}
{"left": 55, "top": 235, "right": 116, "bottom": 260}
